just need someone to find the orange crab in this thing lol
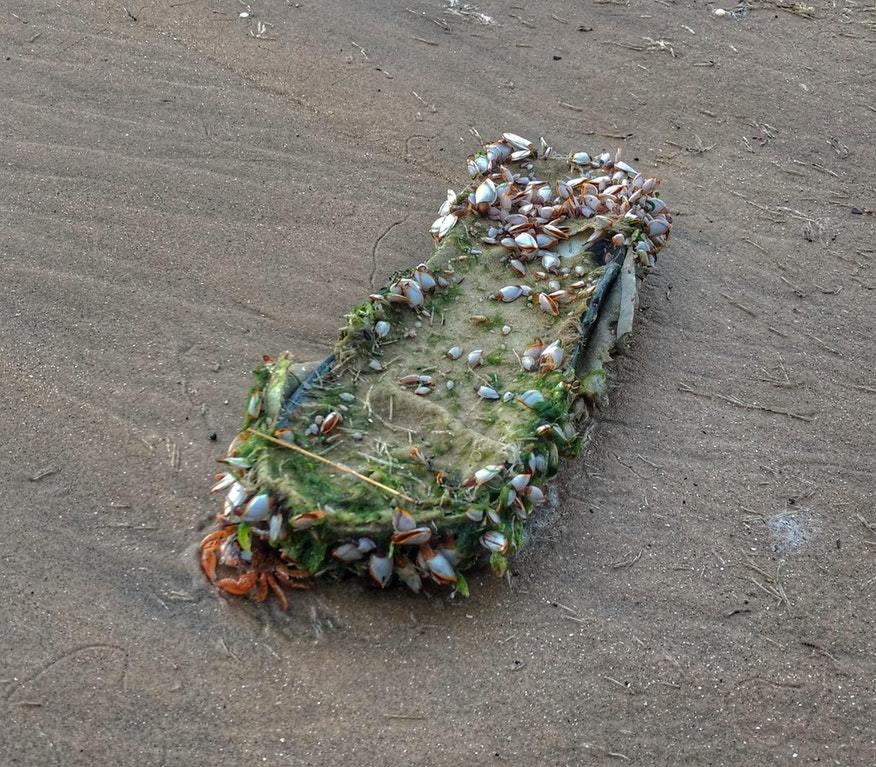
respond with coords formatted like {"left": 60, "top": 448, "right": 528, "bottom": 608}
{"left": 199, "top": 527, "right": 236, "bottom": 581}
{"left": 199, "top": 527, "right": 310, "bottom": 610}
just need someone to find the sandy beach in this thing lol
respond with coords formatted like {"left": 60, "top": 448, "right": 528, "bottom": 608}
{"left": 2, "top": 1, "right": 874, "bottom": 764}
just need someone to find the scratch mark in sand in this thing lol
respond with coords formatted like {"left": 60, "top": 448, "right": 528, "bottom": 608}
{"left": 3, "top": 643, "right": 130, "bottom": 703}
{"left": 370, "top": 217, "right": 410, "bottom": 288}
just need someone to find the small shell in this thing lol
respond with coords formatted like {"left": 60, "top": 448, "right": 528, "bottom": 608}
{"left": 501, "top": 324, "right": 512, "bottom": 336}
{"left": 268, "top": 513, "right": 283, "bottom": 543}
{"left": 426, "top": 551, "right": 457, "bottom": 585}
{"left": 475, "top": 178, "right": 498, "bottom": 206}
{"left": 414, "top": 385, "right": 432, "bottom": 396}
{"left": 537, "top": 292, "right": 560, "bottom": 316}
{"left": 528, "top": 453, "right": 548, "bottom": 474}
{"left": 542, "top": 223, "right": 569, "bottom": 240}
{"left": 447, "top": 346, "right": 464, "bottom": 360}
{"left": 210, "top": 473, "right": 237, "bottom": 494}
{"left": 332, "top": 543, "right": 364, "bottom": 563}
{"left": 395, "top": 556, "right": 422, "bottom": 593}
{"left": 466, "top": 465, "right": 502, "bottom": 487}
{"left": 518, "top": 390, "right": 545, "bottom": 408}
{"left": 495, "top": 285, "right": 524, "bottom": 302}
{"left": 438, "top": 189, "right": 455, "bottom": 216}
{"left": 320, "top": 411, "right": 343, "bottom": 434}
{"left": 646, "top": 197, "right": 667, "bottom": 214}
{"left": 467, "top": 349, "right": 485, "bottom": 366}
{"left": 570, "top": 151, "right": 591, "bottom": 165}
{"left": 535, "top": 232, "right": 557, "bottom": 249}
{"left": 240, "top": 493, "right": 273, "bottom": 522}
{"left": 509, "top": 259, "right": 526, "bottom": 277}
{"left": 540, "top": 340, "right": 564, "bottom": 371}
{"left": 368, "top": 554, "right": 393, "bottom": 588}
{"left": 480, "top": 530, "right": 510, "bottom": 554}
{"left": 414, "top": 266, "right": 437, "bottom": 292}
{"left": 477, "top": 385, "right": 500, "bottom": 400}
{"left": 226, "top": 482, "right": 248, "bottom": 510}
{"left": 509, "top": 473, "right": 531, "bottom": 492}
{"left": 392, "top": 508, "right": 417, "bottom": 532}
{"left": 401, "top": 279, "right": 424, "bottom": 308}
{"left": 465, "top": 508, "right": 485, "bottom": 523}
{"left": 221, "top": 456, "right": 251, "bottom": 470}
{"left": 391, "top": 527, "right": 433, "bottom": 546}
{"left": 648, "top": 218, "right": 670, "bottom": 237}
{"left": 290, "top": 509, "right": 326, "bottom": 530}
{"left": 541, "top": 253, "right": 561, "bottom": 272}
{"left": 356, "top": 537, "right": 377, "bottom": 553}
{"left": 527, "top": 485, "right": 546, "bottom": 505}
{"left": 503, "top": 132, "right": 533, "bottom": 151}
{"left": 374, "top": 320, "right": 390, "bottom": 339}
{"left": 247, "top": 391, "right": 262, "bottom": 419}
{"left": 514, "top": 232, "right": 538, "bottom": 251}
{"left": 430, "top": 213, "right": 458, "bottom": 240}
{"left": 368, "top": 358, "right": 384, "bottom": 371}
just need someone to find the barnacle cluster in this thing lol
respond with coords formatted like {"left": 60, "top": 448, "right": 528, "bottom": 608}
{"left": 200, "top": 133, "right": 672, "bottom": 608}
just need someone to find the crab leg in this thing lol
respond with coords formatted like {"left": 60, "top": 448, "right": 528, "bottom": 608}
{"left": 216, "top": 571, "right": 257, "bottom": 596}
{"left": 266, "top": 574, "right": 289, "bottom": 611}
{"left": 274, "top": 567, "right": 311, "bottom": 590}
{"left": 253, "top": 574, "right": 269, "bottom": 602}
{"left": 199, "top": 527, "right": 235, "bottom": 580}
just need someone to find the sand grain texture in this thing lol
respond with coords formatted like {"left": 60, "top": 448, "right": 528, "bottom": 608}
{"left": 1, "top": 1, "right": 874, "bottom": 765}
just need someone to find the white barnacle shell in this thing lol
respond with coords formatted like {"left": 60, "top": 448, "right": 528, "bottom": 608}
{"left": 470, "top": 465, "right": 502, "bottom": 486}
{"left": 477, "top": 385, "right": 500, "bottom": 400}
{"left": 480, "top": 530, "right": 509, "bottom": 554}
{"left": 495, "top": 285, "right": 524, "bottom": 302}
{"left": 447, "top": 346, "right": 463, "bottom": 360}
{"left": 518, "top": 390, "right": 545, "bottom": 408}
{"left": 503, "top": 132, "right": 533, "bottom": 151}
{"left": 332, "top": 542, "right": 364, "bottom": 563}
{"left": 514, "top": 232, "right": 538, "bottom": 251}
{"left": 430, "top": 213, "right": 458, "bottom": 240}
{"left": 475, "top": 178, "right": 498, "bottom": 206}
{"left": 368, "top": 554, "right": 393, "bottom": 588}
{"left": 509, "top": 473, "right": 531, "bottom": 492}
{"left": 240, "top": 493, "right": 272, "bottom": 522}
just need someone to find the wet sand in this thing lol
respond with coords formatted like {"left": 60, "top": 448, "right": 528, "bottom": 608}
{"left": 2, "top": 2, "right": 874, "bottom": 764}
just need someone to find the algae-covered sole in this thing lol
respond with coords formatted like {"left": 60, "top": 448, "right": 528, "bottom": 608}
{"left": 200, "top": 134, "right": 672, "bottom": 605}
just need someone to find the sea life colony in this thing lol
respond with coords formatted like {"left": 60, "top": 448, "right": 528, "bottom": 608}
{"left": 200, "top": 132, "right": 672, "bottom": 609}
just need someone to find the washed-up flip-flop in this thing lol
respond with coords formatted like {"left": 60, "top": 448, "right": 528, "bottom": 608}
{"left": 200, "top": 133, "right": 672, "bottom": 609}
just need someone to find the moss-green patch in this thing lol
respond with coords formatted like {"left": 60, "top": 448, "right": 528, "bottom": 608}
{"left": 485, "top": 312, "right": 505, "bottom": 330}
{"left": 485, "top": 349, "right": 505, "bottom": 366}
{"left": 580, "top": 368, "right": 607, "bottom": 399}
